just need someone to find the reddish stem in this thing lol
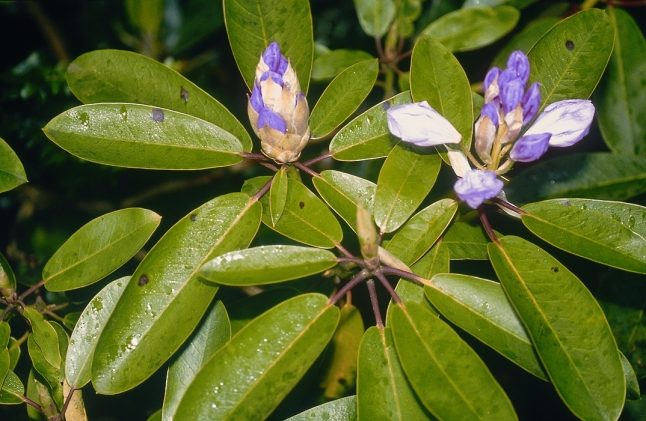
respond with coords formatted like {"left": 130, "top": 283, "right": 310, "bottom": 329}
{"left": 366, "top": 280, "right": 383, "bottom": 328}
{"left": 328, "top": 270, "right": 369, "bottom": 306}
{"left": 375, "top": 270, "right": 402, "bottom": 305}
{"left": 478, "top": 207, "right": 500, "bottom": 244}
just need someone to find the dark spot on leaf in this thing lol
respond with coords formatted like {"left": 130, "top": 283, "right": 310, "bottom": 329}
{"left": 565, "top": 40, "right": 574, "bottom": 51}
{"left": 138, "top": 274, "right": 149, "bottom": 286}
{"left": 551, "top": 266, "right": 559, "bottom": 273}
{"left": 562, "top": 201, "right": 571, "bottom": 206}
{"left": 382, "top": 102, "right": 391, "bottom": 111}
{"left": 180, "top": 86, "right": 189, "bottom": 103}
{"left": 299, "top": 202, "right": 305, "bottom": 209}
{"left": 190, "top": 213, "right": 197, "bottom": 222}
{"left": 338, "top": 378, "right": 347, "bottom": 385}
{"left": 151, "top": 108, "right": 165, "bottom": 123}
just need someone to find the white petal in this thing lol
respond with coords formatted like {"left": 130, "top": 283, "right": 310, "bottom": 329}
{"left": 387, "top": 101, "right": 461, "bottom": 147}
{"left": 524, "top": 100, "right": 595, "bottom": 147}
{"left": 445, "top": 145, "right": 471, "bottom": 178}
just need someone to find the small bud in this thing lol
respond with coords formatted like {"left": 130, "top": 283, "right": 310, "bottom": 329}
{"left": 445, "top": 146, "right": 471, "bottom": 178}
{"left": 454, "top": 169, "right": 504, "bottom": 209}
{"left": 356, "top": 205, "right": 378, "bottom": 268}
{"left": 523, "top": 100, "right": 595, "bottom": 147}
{"left": 387, "top": 101, "right": 461, "bottom": 147}
{"left": 521, "top": 82, "right": 541, "bottom": 124}
{"left": 474, "top": 103, "right": 498, "bottom": 163}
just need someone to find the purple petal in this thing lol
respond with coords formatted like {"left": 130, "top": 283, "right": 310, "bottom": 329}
{"left": 263, "top": 42, "right": 288, "bottom": 75}
{"left": 454, "top": 169, "right": 504, "bottom": 209}
{"left": 258, "top": 108, "right": 286, "bottom": 133}
{"left": 506, "top": 51, "right": 530, "bottom": 85}
{"left": 484, "top": 67, "right": 501, "bottom": 91}
{"left": 387, "top": 101, "right": 461, "bottom": 146}
{"left": 500, "top": 79, "right": 524, "bottom": 114}
{"left": 260, "top": 70, "right": 284, "bottom": 87}
{"left": 521, "top": 82, "right": 541, "bottom": 124}
{"left": 480, "top": 102, "right": 499, "bottom": 127}
{"left": 509, "top": 133, "right": 551, "bottom": 162}
{"left": 250, "top": 83, "right": 263, "bottom": 113}
{"left": 524, "top": 100, "right": 595, "bottom": 147}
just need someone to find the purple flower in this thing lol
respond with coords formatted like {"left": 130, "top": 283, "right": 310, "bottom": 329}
{"left": 521, "top": 82, "right": 541, "bottom": 123}
{"left": 387, "top": 101, "right": 462, "bottom": 147}
{"left": 523, "top": 100, "right": 595, "bottom": 147}
{"left": 454, "top": 169, "right": 504, "bottom": 209}
{"left": 509, "top": 133, "right": 551, "bottom": 162}
{"left": 262, "top": 42, "right": 288, "bottom": 75}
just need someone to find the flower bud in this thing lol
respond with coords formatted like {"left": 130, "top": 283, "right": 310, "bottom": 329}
{"left": 509, "top": 133, "right": 551, "bottom": 162}
{"left": 446, "top": 146, "right": 471, "bottom": 178}
{"left": 454, "top": 169, "right": 504, "bottom": 209}
{"left": 247, "top": 42, "right": 310, "bottom": 164}
{"left": 523, "top": 100, "right": 595, "bottom": 147}
{"left": 356, "top": 205, "right": 379, "bottom": 269}
{"left": 387, "top": 101, "right": 461, "bottom": 147}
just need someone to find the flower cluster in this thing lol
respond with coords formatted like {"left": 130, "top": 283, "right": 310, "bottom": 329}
{"left": 386, "top": 50, "right": 595, "bottom": 209}
{"left": 248, "top": 42, "right": 310, "bottom": 164}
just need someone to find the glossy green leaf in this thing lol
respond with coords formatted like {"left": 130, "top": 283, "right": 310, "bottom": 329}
{"left": 621, "top": 352, "right": 640, "bottom": 401}
{"left": 353, "top": 0, "right": 395, "bottom": 37}
{"left": 285, "top": 395, "right": 356, "bottom": 421}
{"left": 200, "top": 245, "right": 338, "bottom": 286}
{"left": 522, "top": 200, "right": 646, "bottom": 274}
{"left": 491, "top": 17, "right": 559, "bottom": 68}
{"left": 410, "top": 35, "right": 473, "bottom": 151}
{"left": 147, "top": 409, "right": 162, "bottom": 421}
{"left": 357, "top": 326, "right": 432, "bottom": 421}
{"left": 391, "top": 303, "right": 517, "bottom": 420}
{"left": 270, "top": 167, "right": 288, "bottom": 226}
{"left": 8, "top": 337, "right": 20, "bottom": 370}
{"left": 506, "top": 153, "right": 646, "bottom": 205}
{"left": 26, "top": 369, "right": 44, "bottom": 420}
{"left": 441, "top": 222, "right": 497, "bottom": 260}
{"left": 488, "top": 236, "right": 625, "bottom": 421}
{"left": 330, "top": 92, "right": 411, "bottom": 161}
{"left": 0, "top": 136, "right": 27, "bottom": 193}
{"left": 310, "top": 59, "right": 379, "bottom": 139}
{"left": 0, "top": 322, "right": 9, "bottom": 349}
{"left": 243, "top": 176, "right": 344, "bottom": 248}
{"left": 224, "top": 0, "right": 313, "bottom": 93}
{"left": 0, "top": 370, "right": 24, "bottom": 404}
{"left": 312, "top": 49, "right": 374, "bottom": 81}
{"left": 595, "top": 8, "right": 646, "bottom": 155}
{"left": 425, "top": 274, "right": 547, "bottom": 380}
{"left": 163, "top": 301, "right": 230, "bottom": 421}
{"left": 62, "top": 312, "right": 81, "bottom": 331}
{"left": 65, "top": 277, "right": 128, "bottom": 388}
{"left": 561, "top": 199, "right": 646, "bottom": 239}
{"left": 319, "top": 305, "right": 363, "bottom": 400}
{"left": 66, "top": 50, "right": 251, "bottom": 150}
{"left": 174, "top": 294, "right": 339, "bottom": 421}
{"left": 419, "top": 6, "right": 519, "bottom": 52}
{"left": 527, "top": 8, "right": 614, "bottom": 114}
{"left": 24, "top": 308, "right": 61, "bottom": 369}
{"left": 0, "top": 349, "right": 9, "bottom": 391}
{"left": 228, "top": 288, "right": 298, "bottom": 335}
{"left": 92, "top": 193, "right": 261, "bottom": 394}
{"left": 44, "top": 103, "right": 244, "bottom": 170}
{"left": 43, "top": 208, "right": 160, "bottom": 291}
{"left": 0, "top": 252, "right": 16, "bottom": 297}
{"left": 313, "top": 170, "right": 376, "bottom": 233}
{"left": 385, "top": 199, "right": 457, "bottom": 266}
{"left": 374, "top": 143, "right": 442, "bottom": 233}
{"left": 28, "top": 322, "right": 68, "bottom": 410}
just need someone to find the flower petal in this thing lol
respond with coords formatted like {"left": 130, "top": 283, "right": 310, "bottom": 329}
{"left": 509, "top": 133, "right": 551, "bottom": 162}
{"left": 258, "top": 108, "right": 287, "bottom": 133}
{"left": 454, "top": 169, "right": 504, "bottom": 209}
{"left": 387, "top": 101, "right": 461, "bottom": 146}
{"left": 445, "top": 146, "right": 471, "bottom": 178}
{"left": 524, "top": 100, "right": 595, "bottom": 147}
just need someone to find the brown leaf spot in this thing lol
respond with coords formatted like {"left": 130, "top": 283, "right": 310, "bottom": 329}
{"left": 151, "top": 108, "right": 165, "bottom": 123}
{"left": 138, "top": 274, "right": 149, "bottom": 286}
{"left": 565, "top": 40, "right": 575, "bottom": 51}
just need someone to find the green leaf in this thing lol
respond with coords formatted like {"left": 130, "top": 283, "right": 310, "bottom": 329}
{"left": 65, "top": 277, "right": 128, "bottom": 388}
{"left": 313, "top": 170, "right": 376, "bottom": 233}
{"left": 425, "top": 274, "right": 548, "bottom": 380}
{"left": 374, "top": 143, "right": 442, "bottom": 233}
{"left": 0, "top": 349, "right": 9, "bottom": 391}
{"left": 410, "top": 35, "right": 474, "bottom": 151}
{"left": 563, "top": 199, "right": 646, "bottom": 239}
{"left": 200, "top": 245, "right": 338, "bottom": 286}
{"left": 44, "top": 104, "right": 244, "bottom": 170}
{"left": 0, "top": 370, "right": 24, "bottom": 405}
{"left": 0, "top": 321, "right": 9, "bottom": 349}
{"left": 24, "top": 308, "right": 61, "bottom": 370}
{"left": 621, "top": 352, "right": 641, "bottom": 401}
{"left": 312, "top": 49, "right": 374, "bottom": 81}
{"left": 284, "top": 395, "right": 356, "bottom": 421}
{"left": 329, "top": 92, "right": 411, "bottom": 161}
{"left": 595, "top": 8, "right": 646, "bottom": 155}
{"left": 0, "top": 136, "right": 27, "bottom": 193}
{"left": 147, "top": 409, "right": 162, "bottom": 421}
{"left": 491, "top": 17, "right": 559, "bottom": 69}
{"left": 0, "top": 252, "right": 17, "bottom": 297}
{"left": 522, "top": 200, "right": 646, "bottom": 274}
{"left": 62, "top": 312, "right": 81, "bottom": 331}
{"left": 488, "top": 236, "right": 625, "bottom": 421}
{"left": 385, "top": 199, "right": 457, "bottom": 266}
{"left": 92, "top": 193, "right": 261, "bottom": 394}
{"left": 43, "top": 208, "right": 160, "bottom": 291}
{"left": 419, "top": 6, "right": 520, "bottom": 52}
{"left": 270, "top": 167, "right": 288, "bottom": 226}
{"left": 224, "top": 0, "right": 313, "bottom": 93}
{"left": 527, "top": 8, "right": 614, "bottom": 114}
{"left": 174, "top": 294, "right": 339, "bottom": 421}
{"left": 310, "top": 59, "right": 379, "bottom": 139}
{"left": 357, "top": 326, "right": 432, "bottom": 421}
{"left": 228, "top": 288, "right": 298, "bottom": 335}
{"left": 505, "top": 153, "right": 646, "bottom": 205}
{"left": 163, "top": 301, "right": 230, "bottom": 421}
{"left": 243, "top": 177, "right": 344, "bottom": 248}
{"left": 27, "top": 322, "right": 68, "bottom": 410}
{"left": 66, "top": 50, "right": 251, "bottom": 150}
{"left": 441, "top": 222, "right": 496, "bottom": 260}
{"left": 8, "top": 337, "right": 20, "bottom": 370}
{"left": 353, "top": 0, "right": 396, "bottom": 37}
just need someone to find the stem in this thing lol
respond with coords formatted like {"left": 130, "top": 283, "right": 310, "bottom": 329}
{"left": 302, "top": 152, "right": 332, "bottom": 167}
{"left": 251, "top": 177, "right": 273, "bottom": 202}
{"left": 0, "top": 305, "right": 14, "bottom": 322}
{"left": 495, "top": 158, "right": 514, "bottom": 175}
{"left": 478, "top": 207, "right": 499, "bottom": 244}
{"left": 240, "top": 152, "right": 269, "bottom": 161}
{"left": 21, "top": 395, "right": 43, "bottom": 412}
{"left": 490, "top": 197, "right": 528, "bottom": 216}
{"left": 335, "top": 243, "right": 354, "bottom": 258}
{"left": 336, "top": 257, "right": 365, "bottom": 266}
{"left": 259, "top": 162, "right": 280, "bottom": 172}
{"left": 580, "top": 0, "right": 599, "bottom": 10}
{"left": 293, "top": 161, "right": 319, "bottom": 178}
{"left": 62, "top": 385, "right": 75, "bottom": 419}
{"left": 380, "top": 267, "right": 431, "bottom": 287}
{"left": 19, "top": 279, "right": 46, "bottom": 301}
{"left": 366, "top": 280, "right": 383, "bottom": 328}
{"left": 460, "top": 144, "right": 486, "bottom": 170}
{"left": 328, "top": 270, "right": 369, "bottom": 306}
{"left": 374, "top": 36, "right": 386, "bottom": 61}
{"left": 375, "top": 271, "right": 402, "bottom": 305}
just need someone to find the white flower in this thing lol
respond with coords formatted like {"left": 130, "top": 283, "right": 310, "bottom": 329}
{"left": 523, "top": 100, "right": 595, "bottom": 147}
{"left": 387, "top": 101, "right": 461, "bottom": 147}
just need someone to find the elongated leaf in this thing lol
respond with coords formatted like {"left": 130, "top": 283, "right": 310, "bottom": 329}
{"left": 228, "top": 288, "right": 298, "bottom": 335}
{"left": 374, "top": 143, "right": 442, "bottom": 233}
{"left": 385, "top": 199, "right": 457, "bottom": 266}
{"left": 488, "top": 236, "right": 625, "bottom": 421}
{"left": 419, "top": 6, "right": 519, "bottom": 52}
{"left": 425, "top": 274, "right": 547, "bottom": 380}
{"left": 24, "top": 308, "right": 61, "bottom": 370}
{"left": 285, "top": 395, "right": 356, "bottom": 420}
{"left": 562, "top": 199, "right": 646, "bottom": 239}
{"left": 491, "top": 17, "right": 559, "bottom": 69}
{"left": 44, "top": 208, "right": 160, "bottom": 291}
{"left": 270, "top": 167, "right": 288, "bottom": 226}
{"left": 0, "top": 252, "right": 16, "bottom": 297}
{"left": 621, "top": 352, "right": 640, "bottom": 401}
{"left": 92, "top": 193, "right": 261, "bottom": 394}
{"left": 330, "top": 92, "right": 411, "bottom": 161}
{"left": 357, "top": 326, "right": 432, "bottom": 421}
{"left": 410, "top": 35, "right": 473, "bottom": 151}
{"left": 522, "top": 200, "right": 646, "bottom": 274}
{"left": 441, "top": 222, "right": 497, "bottom": 260}
{"left": 174, "top": 294, "right": 339, "bottom": 421}
{"left": 200, "top": 245, "right": 338, "bottom": 286}
{"left": 313, "top": 170, "right": 376, "bottom": 233}
{"left": 312, "top": 49, "right": 374, "bottom": 81}
{"left": 354, "top": 0, "right": 395, "bottom": 37}
{"left": 0, "top": 136, "right": 27, "bottom": 193}
{"left": 0, "top": 322, "right": 9, "bottom": 349}
{"left": 44, "top": 104, "right": 244, "bottom": 170}
{"left": 595, "top": 8, "right": 646, "bottom": 155}
{"left": 243, "top": 176, "right": 344, "bottom": 248}
{"left": 310, "top": 59, "right": 379, "bottom": 139}
{"left": 505, "top": 153, "right": 646, "bottom": 205}
{"left": 0, "top": 349, "right": 9, "bottom": 391}
{"left": 65, "top": 50, "right": 251, "bottom": 150}
{"left": 8, "top": 337, "right": 20, "bottom": 370}
{"left": 163, "top": 301, "right": 230, "bottom": 421}
{"left": 28, "top": 322, "right": 68, "bottom": 410}
{"left": 0, "top": 370, "right": 24, "bottom": 404}
{"left": 224, "top": 0, "right": 313, "bottom": 93}
{"left": 66, "top": 277, "right": 128, "bottom": 388}
{"left": 527, "top": 8, "right": 614, "bottom": 114}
